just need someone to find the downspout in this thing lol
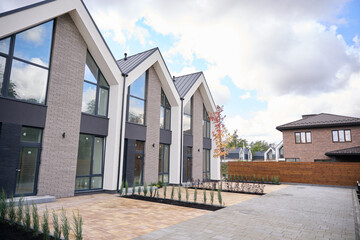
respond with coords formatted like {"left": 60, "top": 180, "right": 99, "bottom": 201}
{"left": 179, "top": 97, "right": 184, "bottom": 184}
{"left": 116, "top": 72, "right": 127, "bottom": 191}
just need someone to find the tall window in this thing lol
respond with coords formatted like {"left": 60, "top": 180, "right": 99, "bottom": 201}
{"left": 203, "top": 149, "right": 210, "bottom": 181}
{"left": 332, "top": 130, "right": 351, "bottom": 142}
{"left": 0, "top": 21, "right": 54, "bottom": 104}
{"left": 82, "top": 52, "right": 109, "bottom": 116}
{"left": 160, "top": 89, "right": 171, "bottom": 130}
{"left": 75, "top": 134, "right": 104, "bottom": 191}
{"left": 127, "top": 72, "right": 146, "bottom": 124}
{"left": 158, "top": 144, "right": 170, "bottom": 183}
{"left": 295, "top": 131, "right": 311, "bottom": 144}
{"left": 203, "top": 106, "right": 211, "bottom": 138}
{"left": 183, "top": 98, "right": 192, "bottom": 134}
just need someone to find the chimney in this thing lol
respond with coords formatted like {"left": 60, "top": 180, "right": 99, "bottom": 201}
{"left": 172, "top": 76, "right": 175, "bottom": 81}
{"left": 302, "top": 114, "right": 317, "bottom": 119}
{"left": 124, "top": 53, "right": 127, "bottom": 60}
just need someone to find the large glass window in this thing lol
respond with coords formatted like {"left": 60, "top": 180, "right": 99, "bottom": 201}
{"left": 295, "top": 131, "right": 311, "bottom": 144}
{"left": 203, "top": 149, "right": 210, "bottom": 181}
{"left": 0, "top": 21, "right": 54, "bottom": 104}
{"left": 75, "top": 134, "right": 104, "bottom": 191}
{"left": 158, "top": 144, "right": 170, "bottom": 183}
{"left": 160, "top": 89, "right": 171, "bottom": 130}
{"left": 332, "top": 129, "right": 351, "bottom": 142}
{"left": 82, "top": 52, "right": 109, "bottom": 116}
{"left": 127, "top": 72, "right": 146, "bottom": 124}
{"left": 203, "top": 106, "right": 211, "bottom": 138}
{"left": 183, "top": 98, "right": 192, "bottom": 134}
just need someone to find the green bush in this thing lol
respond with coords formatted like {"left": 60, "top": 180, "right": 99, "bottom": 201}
{"left": 137, "top": 184, "right": 141, "bottom": 195}
{"left": 42, "top": 208, "right": 50, "bottom": 240}
{"left": 149, "top": 185, "right": 153, "bottom": 197}
{"left": 125, "top": 180, "right": 129, "bottom": 195}
{"left": 266, "top": 176, "right": 269, "bottom": 182}
{"left": 156, "top": 189, "right": 160, "bottom": 198}
{"left": 132, "top": 180, "right": 136, "bottom": 195}
{"left": 163, "top": 184, "right": 167, "bottom": 199}
{"left": 194, "top": 187, "right": 197, "bottom": 203}
{"left": 119, "top": 181, "right": 124, "bottom": 196}
{"left": 24, "top": 203, "right": 31, "bottom": 232}
{"left": 262, "top": 177, "right": 265, "bottom": 183}
{"left": 143, "top": 182, "right": 148, "bottom": 196}
{"left": 170, "top": 185, "right": 175, "bottom": 200}
{"left": 52, "top": 211, "right": 61, "bottom": 240}
{"left": 185, "top": 187, "right": 189, "bottom": 202}
{"left": 275, "top": 176, "right": 280, "bottom": 184}
{"left": 210, "top": 188, "right": 214, "bottom": 205}
{"left": 61, "top": 208, "right": 70, "bottom": 240}
{"left": 203, "top": 190, "right": 207, "bottom": 204}
{"left": 217, "top": 188, "right": 222, "bottom": 206}
{"left": 271, "top": 176, "right": 274, "bottom": 183}
{"left": 73, "top": 211, "right": 83, "bottom": 240}
{"left": 0, "top": 189, "right": 7, "bottom": 222}
{"left": 32, "top": 204, "right": 39, "bottom": 237}
{"left": 177, "top": 186, "right": 181, "bottom": 201}
{"left": 16, "top": 196, "right": 24, "bottom": 225}
{"left": 8, "top": 196, "right": 15, "bottom": 225}
{"left": 257, "top": 176, "right": 261, "bottom": 182}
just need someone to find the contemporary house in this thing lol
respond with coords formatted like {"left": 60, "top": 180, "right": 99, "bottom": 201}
{"left": 224, "top": 147, "right": 252, "bottom": 161}
{"left": 264, "top": 141, "right": 284, "bottom": 161}
{"left": 0, "top": 0, "right": 219, "bottom": 198}
{"left": 276, "top": 113, "right": 360, "bottom": 162}
{"left": 252, "top": 151, "right": 265, "bottom": 160}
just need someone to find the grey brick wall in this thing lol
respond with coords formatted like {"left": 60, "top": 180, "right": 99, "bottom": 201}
{"left": 144, "top": 67, "right": 161, "bottom": 184}
{"left": 37, "top": 14, "right": 86, "bottom": 198}
{"left": 192, "top": 89, "right": 203, "bottom": 181}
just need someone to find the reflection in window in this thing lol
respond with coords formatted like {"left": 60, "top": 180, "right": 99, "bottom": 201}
{"left": 0, "top": 21, "right": 54, "bottom": 104}
{"left": 295, "top": 131, "right": 311, "bottom": 144}
{"left": 332, "top": 129, "right": 351, "bottom": 142}
{"left": 127, "top": 72, "right": 146, "bottom": 125}
{"left": 82, "top": 52, "right": 110, "bottom": 116}
{"left": 160, "top": 89, "right": 171, "bottom": 130}
{"left": 203, "top": 149, "right": 210, "bottom": 181}
{"left": 183, "top": 98, "right": 192, "bottom": 134}
{"left": 75, "top": 134, "right": 104, "bottom": 191}
{"left": 203, "top": 106, "right": 211, "bottom": 138}
{"left": 158, "top": 144, "right": 170, "bottom": 183}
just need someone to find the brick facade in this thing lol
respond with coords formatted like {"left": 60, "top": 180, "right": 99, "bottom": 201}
{"left": 144, "top": 66, "right": 161, "bottom": 184}
{"left": 192, "top": 89, "right": 204, "bottom": 180}
{"left": 37, "top": 14, "right": 86, "bottom": 197}
{"left": 283, "top": 126, "right": 360, "bottom": 162}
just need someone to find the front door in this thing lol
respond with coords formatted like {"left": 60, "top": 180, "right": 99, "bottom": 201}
{"left": 134, "top": 141, "right": 144, "bottom": 185}
{"left": 15, "top": 127, "right": 42, "bottom": 196}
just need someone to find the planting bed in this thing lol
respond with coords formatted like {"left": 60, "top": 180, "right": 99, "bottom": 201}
{"left": 0, "top": 221, "right": 54, "bottom": 240}
{"left": 121, "top": 195, "right": 224, "bottom": 211}
{"left": 189, "top": 181, "right": 266, "bottom": 195}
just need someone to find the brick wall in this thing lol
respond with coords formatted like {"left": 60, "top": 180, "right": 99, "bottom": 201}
{"left": 37, "top": 14, "right": 86, "bottom": 198}
{"left": 283, "top": 126, "right": 360, "bottom": 162}
{"left": 144, "top": 66, "right": 161, "bottom": 184}
{"left": 192, "top": 89, "right": 204, "bottom": 180}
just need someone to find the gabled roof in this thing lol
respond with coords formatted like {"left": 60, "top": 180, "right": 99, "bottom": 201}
{"left": 117, "top": 48, "right": 158, "bottom": 75}
{"left": 325, "top": 146, "right": 360, "bottom": 156}
{"left": 276, "top": 113, "right": 360, "bottom": 131}
{"left": 173, "top": 72, "right": 202, "bottom": 98}
{"left": 228, "top": 148, "right": 241, "bottom": 154}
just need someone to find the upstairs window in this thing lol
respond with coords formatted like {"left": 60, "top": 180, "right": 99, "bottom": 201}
{"left": 295, "top": 131, "right": 311, "bottom": 144}
{"left": 82, "top": 52, "right": 109, "bottom": 117}
{"left": 332, "top": 130, "right": 351, "bottom": 142}
{"left": 0, "top": 20, "right": 54, "bottom": 104}
{"left": 127, "top": 72, "right": 146, "bottom": 125}
{"left": 203, "top": 106, "right": 211, "bottom": 138}
{"left": 183, "top": 98, "right": 192, "bottom": 134}
{"left": 160, "top": 89, "right": 171, "bottom": 130}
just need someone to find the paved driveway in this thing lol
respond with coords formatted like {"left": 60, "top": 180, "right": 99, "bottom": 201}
{"left": 136, "top": 185, "right": 356, "bottom": 240}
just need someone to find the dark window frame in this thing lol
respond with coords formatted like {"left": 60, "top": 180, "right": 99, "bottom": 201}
{"left": 203, "top": 105, "right": 211, "bottom": 138}
{"left": 183, "top": 97, "right": 192, "bottom": 135}
{"left": 295, "top": 131, "right": 311, "bottom": 144}
{"left": 0, "top": 20, "right": 55, "bottom": 105}
{"left": 126, "top": 71, "right": 147, "bottom": 125}
{"left": 332, "top": 129, "right": 351, "bottom": 143}
{"left": 203, "top": 149, "right": 211, "bottom": 181}
{"left": 75, "top": 134, "right": 106, "bottom": 192}
{"left": 82, "top": 51, "right": 110, "bottom": 117}
{"left": 160, "top": 88, "right": 171, "bottom": 130}
{"left": 158, "top": 143, "right": 170, "bottom": 183}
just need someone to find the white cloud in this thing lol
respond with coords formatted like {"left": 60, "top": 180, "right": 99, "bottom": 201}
{"left": 239, "top": 92, "right": 251, "bottom": 100}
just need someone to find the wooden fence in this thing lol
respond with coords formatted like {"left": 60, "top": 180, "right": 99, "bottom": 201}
{"left": 227, "top": 162, "right": 360, "bottom": 186}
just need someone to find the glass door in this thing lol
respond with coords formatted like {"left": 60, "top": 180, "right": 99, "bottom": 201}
{"left": 183, "top": 147, "right": 192, "bottom": 182}
{"left": 15, "top": 127, "right": 42, "bottom": 196}
{"left": 134, "top": 141, "right": 144, "bottom": 185}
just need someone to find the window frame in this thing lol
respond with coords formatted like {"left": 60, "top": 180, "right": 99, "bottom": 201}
{"left": 295, "top": 131, "right": 311, "bottom": 144}
{"left": 158, "top": 143, "right": 170, "bottom": 183}
{"left": 332, "top": 129, "right": 352, "bottom": 143}
{"left": 82, "top": 51, "right": 110, "bottom": 117}
{"left": 160, "top": 89, "right": 171, "bottom": 130}
{"left": 0, "top": 20, "right": 55, "bottom": 105}
{"left": 183, "top": 97, "right": 192, "bottom": 135}
{"left": 126, "top": 71, "right": 147, "bottom": 125}
{"left": 203, "top": 149, "right": 211, "bottom": 181}
{"left": 203, "top": 105, "right": 211, "bottom": 138}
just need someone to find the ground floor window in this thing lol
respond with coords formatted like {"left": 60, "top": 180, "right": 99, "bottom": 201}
{"left": 158, "top": 144, "right": 170, "bottom": 183}
{"left": 75, "top": 134, "right": 104, "bottom": 191}
{"left": 203, "top": 149, "right": 210, "bottom": 181}
{"left": 286, "top": 158, "right": 300, "bottom": 162}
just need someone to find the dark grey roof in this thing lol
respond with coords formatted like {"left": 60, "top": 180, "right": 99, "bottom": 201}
{"left": 325, "top": 146, "right": 360, "bottom": 156}
{"left": 173, "top": 72, "right": 202, "bottom": 98}
{"left": 276, "top": 113, "right": 360, "bottom": 131}
{"left": 254, "top": 151, "right": 265, "bottom": 157}
{"left": 117, "top": 48, "right": 158, "bottom": 75}
{"left": 228, "top": 147, "right": 241, "bottom": 154}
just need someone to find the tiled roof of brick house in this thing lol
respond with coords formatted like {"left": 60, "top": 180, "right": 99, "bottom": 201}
{"left": 325, "top": 146, "right": 360, "bottom": 156}
{"left": 276, "top": 113, "right": 360, "bottom": 131}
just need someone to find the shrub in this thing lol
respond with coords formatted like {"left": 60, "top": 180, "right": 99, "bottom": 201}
{"left": 185, "top": 187, "right": 189, "bottom": 202}
{"left": 32, "top": 204, "right": 39, "bottom": 237}
{"left": 170, "top": 185, "right": 175, "bottom": 200}
{"left": 257, "top": 176, "right": 261, "bottom": 182}
{"left": 177, "top": 186, "right": 181, "bottom": 201}
{"left": 266, "top": 176, "right": 269, "bottom": 182}
{"left": 61, "top": 208, "right": 70, "bottom": 240}
{"left": 163, "top": 184, "right": 167, "bottom": 199}
{"left": 156, "top": 189, "right": 160, "bottom": 198}
{"left": 217, "top": 188, "right": 222, "bottom": 206}
{"left": 52, "top": 211, "right": 61, "bottom": 240}
{"left": 0, "top": 189, "right": 7, "bottom": 222}
{"left": 143, "top": 182, "right": 148, "bottom": 196}
{"left": 210, "top": 188, "right": 214, "bottom": 205}
{"left": 203, "top": 190, "right": 207, "bottom": 204}
{"left": 137, "top": 184, "right": 141, "bottom": 195}
{"left": 73, "top": 211, "right": 83, "bottom": 240}
{"left": 262, "top": 177, "right": 265, "bottom": 183}
{"left": 275, "top": 176, "right": 279, "bottom": 184}
{"left": 253, "top": 175, "right": 256, "bottom": 182}
{"left": 240, "top": 175, "right": 243, "bottom": 181}
{"left": 16, "top": 196, "right": 24, "bottom": 225}
{"left": 42, "top": 208, "right": 50, "bottom": 240}
{"left": 271, "top": 176, "right": 274, "bottom": 183}
{"left": 125, "top": 180, "right": 129, "bottom": 195}
{"left": 194, "top": 187, "right": 197, "bottom": 203}
{"left": 119, "top": 181, "right": 124, "bottom": 196}
{"left": 149, "top": 185, "right": 153, "bottom": 197}
{"left": 132, "top": 179, "right": 136, "bottom": 195}
{"left": 8, "top": 196, "right": 15, "bottom": 225}
{"left": 24, "top": 203, "right": 31, "bottom": 232}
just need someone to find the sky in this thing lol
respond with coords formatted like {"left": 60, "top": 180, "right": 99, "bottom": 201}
{"left": 1, "top": 0, "right": 360, "bottom": 144}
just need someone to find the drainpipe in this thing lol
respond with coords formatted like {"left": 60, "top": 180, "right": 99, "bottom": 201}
{"left": 116, "top": 70, "right": 128, "bottom": 191}
{"left": 179, "top": 97, "right": 184, "bottom": 184}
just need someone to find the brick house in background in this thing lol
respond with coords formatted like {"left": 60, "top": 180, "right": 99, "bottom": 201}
{"left": 276, "top": 113, "right": 360, "bottom": 162}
